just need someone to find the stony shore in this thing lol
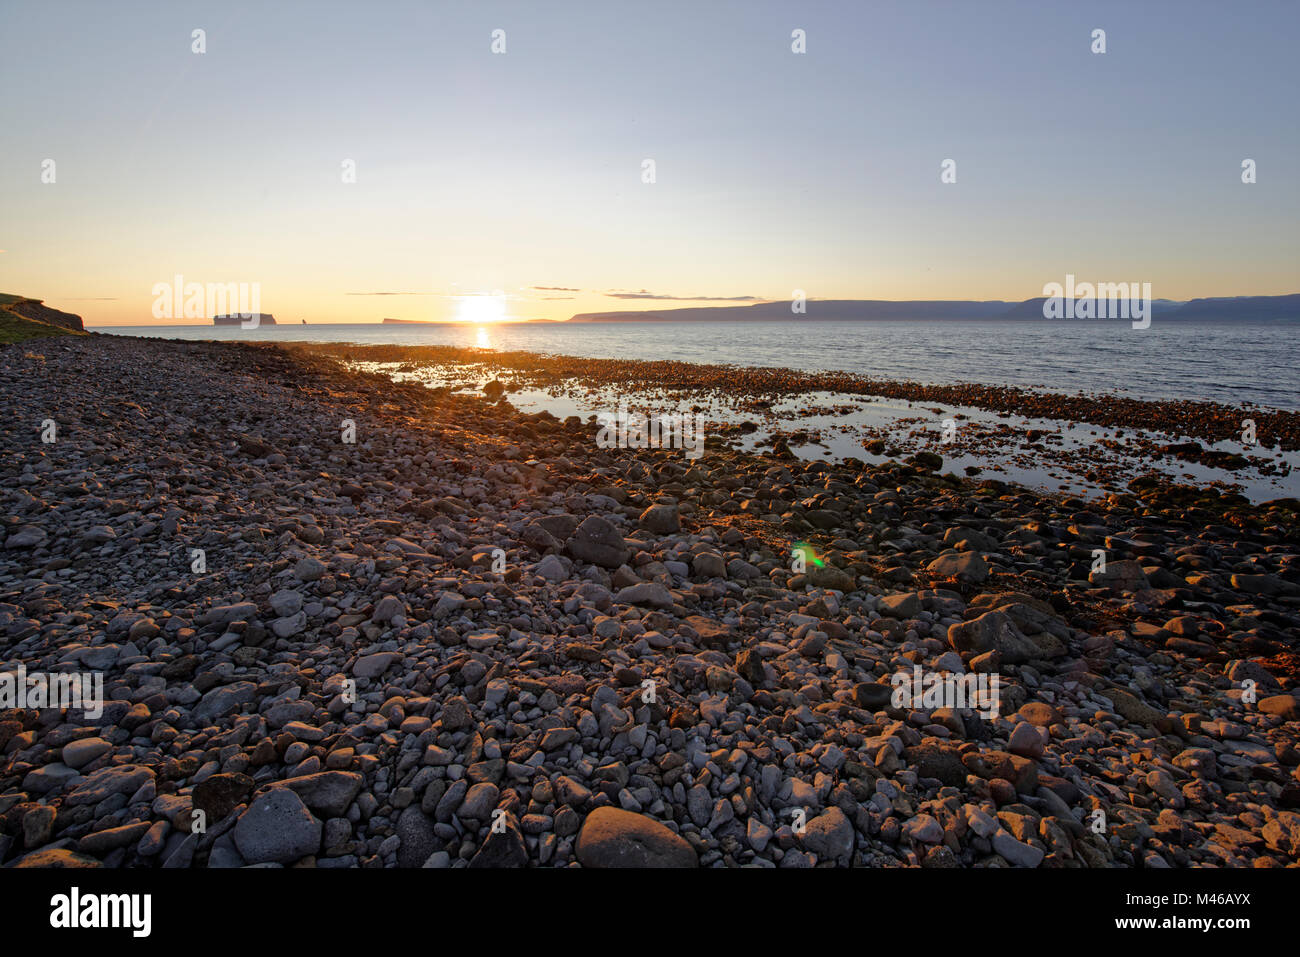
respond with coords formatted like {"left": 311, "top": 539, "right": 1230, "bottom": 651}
{"left": 289, "top": 342, "right": 1300, "bottom": 451}
{"left": 295, "top": 341, "right": 1299, "bottom": 506}
{"left": 2, "top": 334, "right": 1299, "bottom": 868}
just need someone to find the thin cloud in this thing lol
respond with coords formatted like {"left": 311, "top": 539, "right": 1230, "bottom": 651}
{"left": 347, "top": 291, "right": 523, "bottom": 300}
{"left": 605, "top": 289, "right": 761, "bottom": 301}
{"left": 530, "top": 285, "right": 581, "bottom": 292}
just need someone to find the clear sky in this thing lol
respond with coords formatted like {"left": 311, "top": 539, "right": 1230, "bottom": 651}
{"left": 1, "top": 0, "right": 1297, "bottom": 325}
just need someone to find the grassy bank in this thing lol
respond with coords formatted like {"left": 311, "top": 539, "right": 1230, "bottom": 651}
{"left": 0, "top": 294, "right": 88, "bottom": 343}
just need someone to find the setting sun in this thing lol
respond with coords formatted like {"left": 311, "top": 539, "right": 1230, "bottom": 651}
{"left": 456, "top": 294, "right": 507, "bottom": 324}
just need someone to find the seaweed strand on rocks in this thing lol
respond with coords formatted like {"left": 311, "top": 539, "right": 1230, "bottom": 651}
{"left": 283, "top": 342, "right": 1300, "bottom": 451}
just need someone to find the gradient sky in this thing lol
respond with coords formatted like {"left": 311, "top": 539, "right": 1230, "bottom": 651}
{"left": 2, "top": 0, "right": 1297, "bottom": 325}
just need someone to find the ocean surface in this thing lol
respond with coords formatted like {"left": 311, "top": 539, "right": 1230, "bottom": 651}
{"left": 90, "top": 318, "right": 1300, "bottom": 412}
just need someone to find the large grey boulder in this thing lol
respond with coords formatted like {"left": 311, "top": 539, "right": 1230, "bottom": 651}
{"left": 233, "top": 789, "right": 321, "bottom": 864}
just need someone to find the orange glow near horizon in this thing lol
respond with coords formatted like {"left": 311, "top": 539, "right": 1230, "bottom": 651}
{"left": 455, "top": 294, "right": 508, "bottom": 325}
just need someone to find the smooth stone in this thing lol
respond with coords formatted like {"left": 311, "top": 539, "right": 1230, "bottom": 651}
{"left": 575, "top": 807, "right": 697, "bottom": 868}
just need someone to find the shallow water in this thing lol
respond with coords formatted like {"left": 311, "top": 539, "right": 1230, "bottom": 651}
{"left": 367, "top": 362, "right": 1300, "bottom": 506}
{"left": 93, "top": 317, "right": 1300, "bottom": 412}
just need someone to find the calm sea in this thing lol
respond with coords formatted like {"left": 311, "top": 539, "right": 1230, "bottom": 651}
{"left": 90, "top": 318, "right": 1300, "bottom": 412}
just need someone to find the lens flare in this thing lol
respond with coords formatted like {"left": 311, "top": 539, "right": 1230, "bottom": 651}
{"left": 794, "top": 542, "right": 825, "bottom": 567}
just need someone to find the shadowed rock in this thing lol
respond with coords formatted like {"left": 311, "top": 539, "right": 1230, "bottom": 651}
{"left": 565, "top": 515, "right": 630, "bottom": 568}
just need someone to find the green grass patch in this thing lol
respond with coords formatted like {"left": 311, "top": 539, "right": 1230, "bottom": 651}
{"left": 0, "top": 309, "right": 86, "bottom": 344}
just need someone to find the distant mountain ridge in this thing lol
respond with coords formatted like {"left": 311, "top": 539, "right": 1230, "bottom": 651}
{"left": 1172, "top": 295, "right": 1300, "bottom": 319}
{"left": 999, "top": 298, "right": 1184, "bottom": 319}
{"left": 570, "top": 294, "right": 1300, "bottom": 323}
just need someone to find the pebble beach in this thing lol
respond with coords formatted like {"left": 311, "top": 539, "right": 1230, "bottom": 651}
{"left": 2, "top": 333, "right": 1299, "bottom": 869}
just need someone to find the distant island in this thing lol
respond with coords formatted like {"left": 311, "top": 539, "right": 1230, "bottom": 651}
{"left": 569, "top": 293, "right": 1300, "bottom": 322}
{"left": 213, "top": 313, "right": 276, "bottom": 325}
